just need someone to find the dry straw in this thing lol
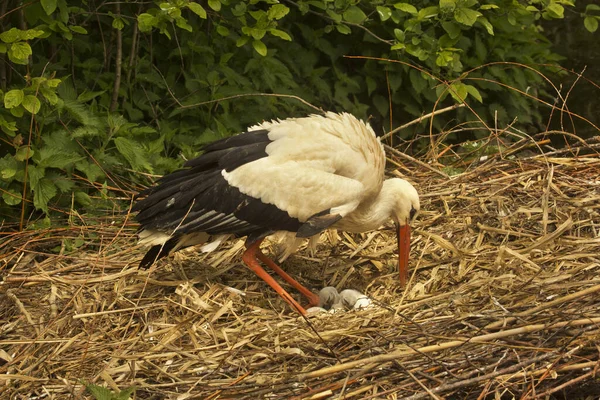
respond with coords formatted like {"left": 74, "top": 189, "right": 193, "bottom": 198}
{"left": 1, "top": 131, "right": 600, "bottom": 399}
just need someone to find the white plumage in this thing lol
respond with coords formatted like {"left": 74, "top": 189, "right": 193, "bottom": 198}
{"left": 133, "top": 112, "right": 420, "bottom": 314}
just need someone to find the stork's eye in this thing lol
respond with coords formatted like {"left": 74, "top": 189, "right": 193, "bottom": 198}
{"left": 409, "top": 207, "right": 417, "bottom": 221}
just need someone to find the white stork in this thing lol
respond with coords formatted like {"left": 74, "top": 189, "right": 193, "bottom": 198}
{"left": 133, "top": 112, "right": 420, "bottom": 314}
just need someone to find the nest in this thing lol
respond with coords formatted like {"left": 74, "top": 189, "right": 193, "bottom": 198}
{"left": 1, "top": 145, "right": 600, "bottom": 399}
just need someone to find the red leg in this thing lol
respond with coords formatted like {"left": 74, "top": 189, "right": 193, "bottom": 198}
{"left": 256, "top": 251, "right": 320, "bottom": 307}
{"left": 242, "top": 240, "right": 307, "bottom": 315}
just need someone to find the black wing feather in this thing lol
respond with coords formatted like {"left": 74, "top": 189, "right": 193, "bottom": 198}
{"left": 134, "top": 128, "right": 301, "bottom": 244}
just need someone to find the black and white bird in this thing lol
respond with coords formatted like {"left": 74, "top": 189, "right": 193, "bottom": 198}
{"left": 133, "top": 112, "right": 420, "bottom": 314}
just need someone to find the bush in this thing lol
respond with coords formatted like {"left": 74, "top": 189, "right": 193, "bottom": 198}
{"left": 0, "top": 0, "right": 597, "bottom": 226}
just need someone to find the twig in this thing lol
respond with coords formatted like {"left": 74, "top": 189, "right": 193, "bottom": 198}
{"left": 400, "top": 352, "right": 557, "bottom": 400}
{"left": 177, "top": 92, "right": 324, "bottom": 113}
{"left": 109, "top": 2, "right": 122, "bottom": 112}
{"left": 485, "top": 284, "right": 600, "bottom": 330}
{"left": 532, "top": 369, "right": 596, "bottom": 399}
{"left": 299, "top": 317, "right": 600, "bottom": 380}
{"left": 385, "top": 145, "right": 449, "bottom": 178}
{"left": 380, "top": 104, "right": 466, "bottom": 141}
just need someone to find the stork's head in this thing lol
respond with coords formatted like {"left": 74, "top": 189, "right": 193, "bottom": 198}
{"left": 386, "top": 178, "right": 420, "bottom": 287}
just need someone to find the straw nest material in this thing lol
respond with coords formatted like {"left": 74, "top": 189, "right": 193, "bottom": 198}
{"left": 1, "top": 144, "right": 600, "bottom": 399}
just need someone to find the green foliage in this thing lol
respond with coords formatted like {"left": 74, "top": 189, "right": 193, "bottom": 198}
{"left": 584, "top": 4, "right": 600, "bottom": 33}
{"left": 84, "top": 382, "right": 135, "bottom": 400}
{"left": 0, "top": 0, "right": 595, "bottom": 227}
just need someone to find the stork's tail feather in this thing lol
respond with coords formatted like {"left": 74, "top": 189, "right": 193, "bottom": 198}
{"left": 139, "top": 237, "right": 179, "bottom": 268}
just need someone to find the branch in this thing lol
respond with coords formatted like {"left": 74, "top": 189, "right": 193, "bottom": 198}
{"left": 400, "top": 352, "right": 558, "bottom": 400}
{"left": 298, "top": 316, "right": 600, "bottom": 380}
{"left": 384, "top": 144, "right": 449, "bottom": 179}
{"left": 281, "top": 0, "right": 393, "bottom": 46}
{"left": 109, "top": 2, "right": 122, "bottom": 112}
{"left": 380, "top": 104, "right": 465, "bottom": 142}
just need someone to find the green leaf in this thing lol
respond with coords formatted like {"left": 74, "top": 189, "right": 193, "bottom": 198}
{"left": 0, "top": 28, "right": 21, "bottom": 43}
{"left": 248, "top": 10, "right": 266, "bottom": 21}
{"left": 137, "top": 13, "right": 155, "bottom": 31}
{"left": 326, "top": 9, "right": 342, "bottom": 23}
{"left": 46, "top": 78, "right": 62, "bottom": 88}
{"left": 113, "top": 137, "right": 153, "bottom": 172}
{"left": 336, "top": 24, "right": 351, "bottom": 35}
{"left": 27, "top": 216, "right": 51, "bottom": 230}
{"left": 436, "top": 51, "right": 452, "bottom": 67}
{"left": 208, "top": 0, "right": 221, "bottom": 12}
{"left": 252, "top": 40, "right": 267, "bottom": 56}
{"left": 232, "top": 2, "right": 247, "bottom": 17}
{"left": 393, "top": 28, "right": 405, "bottom": 41}
{"left": 366, "top": 76, "right": 377, "bottom": 96}
{"left": 376, "top": 6, "right": 392, "bottom": 21}
{"left": 22, "top": 95, "right": 41, "bottom": 114}
{"left": 70, "top": 25, "right": 88, "bottom": 34}
{"left": 112, "top": 18, "right": 125, "bottom": 30}
{"left": 10, "top": 106, "right": 24, "bottom": 117}
{"left": 439, "top": 0, "right": 456, "bottom": 12}
{"left": 465, "top": 84, "right": 483, "bottom": 103}
{"left": 394, "top": 3, "right": 418, "bottom": 14}
{"left": 454, "top": 7, "right": 481, "bottom": 26}
{"left": 36, "top": 148, "right": 83, "bottom": 169}
{"left": 243, "top": 26, "right": 266, "bottom": 40}
{"left": 75, "top": 161, "right": 104, "bottom": 182}
{"left": 584, "top": 17, "right": 598, "bottom": 33}
{"left": 343, "top": 6, "right": 367, "bottom": 24}
{"left": 78, "top": 90, "right": 106, "bottom": 103}
{"left": 236, "top": 35, "right": 249, "bottom": 47}
{"left": 269, "top": 29, "right": 291, "bottom": 41}
{"left": 0, "top": 156, "right": 18, "bottom": 180}
{"left": 480, "top": 4, "right": 499, "bottom": 10}
{"left": 74, "top": 191, "right": 92, "bottom": 206}
{"left": 0, "top": 43, "right": 6, "bottom": 53}
{"left": 27, "top": 164, "right": 44, "bottom": 188}
{"left": 33, "top": 178, "right": 57, "bottom": 213}
{"left": 373, "top": 94, "right": 389, "bottom": 117}
{"left": 442, "top": 21, "right": 461, "bottom": 38}
{"left": 52, "top": 175, "right": 74, "bottom": 193}
{"left": 418, "top": 6, "right": 439, "bottom": 19}
{"left": 175, "top": 17, "right": 193, "bottom": 32}
{"left": 267, "top": 4, "right": 289, "bottom": 20}
{"left": 15, "top": 146, "right": 34, "bottom": 161}
{"left": 4, "top": 89, "right": 24, "bottom": 108}
{"left": 546, "top": 3, "right": 564, "bottom": 18}
{"left": 8, "top": 42, "right": 32, "bottom": 64}
{"left": 40, "top": 87, "right": 58, "bottom": 104}
{"left": 115, "top": 387, "right": 136, "bottom": 400}
{"left": 22, "top": 29, "right": 45, "bottom": 40}
{"left": 409, "top": 69, "right": 427, "bottom": 93}
{"left": 41, "top": 0, "right": 57, "bottom": 15}
{"left": 216, "top": 25, "right": 229, "bottom": 36}
{"left": 187, "top": 2, "right": 207, "bottom": 18}
{"left": 449, "top": 82, "right": 468, "bottom": 102}
{"left": 478, "top": 16, "right": 494, "bottom": 35}
{"left": 2, "top": 189, "right": 21, "bottom": 206}
{"left": 586, "top": 4, "right": 600, "bottom": 12}
{"left": 85, "top": 384, "right": 114, "bottom": 400}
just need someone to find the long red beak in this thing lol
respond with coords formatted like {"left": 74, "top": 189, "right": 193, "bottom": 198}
{"left": 397, "top": 223, "right": 411, "bottom": 286}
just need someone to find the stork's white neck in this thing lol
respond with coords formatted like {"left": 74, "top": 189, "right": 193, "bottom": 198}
{"left": 334, "top": 178, "right": 417, "bottom": 232}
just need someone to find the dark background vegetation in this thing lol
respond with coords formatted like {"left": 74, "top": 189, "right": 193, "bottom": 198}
{"left": 0, "top": 0, "right": 598, "bottom": 231}
{"left": 545, "top": 0, "right": 600, "bottom": 137}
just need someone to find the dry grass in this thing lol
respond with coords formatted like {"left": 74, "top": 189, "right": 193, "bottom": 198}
{"left": 2, "top": 140, "right": 600, "bottom": 399}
